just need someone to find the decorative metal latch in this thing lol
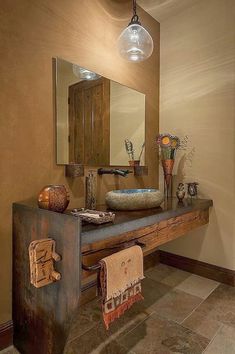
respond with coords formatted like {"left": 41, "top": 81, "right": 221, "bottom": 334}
{"left": 29, "top": 238, "right": 61, "bottom": 288}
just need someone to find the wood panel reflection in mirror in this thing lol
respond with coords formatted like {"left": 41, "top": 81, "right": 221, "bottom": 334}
{"left": 55, "top": 57, "right": 145, "bottom": 167}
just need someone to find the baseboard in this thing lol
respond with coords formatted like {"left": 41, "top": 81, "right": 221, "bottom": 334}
{"left": 0, "top": 320, "right": 13, "bottom": 350}
{"left": 143, "top": 249, "right": 160, "bottom": 270}
{"left": 159, "top": 250, "right": 235, "bottom": 287}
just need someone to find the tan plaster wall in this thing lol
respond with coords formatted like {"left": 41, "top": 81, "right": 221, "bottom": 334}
{"left": 0, "top": 0, "right": 159, "bottom": 323}
{"left": 158, "top": 0, "right": 235, "bottom": 270}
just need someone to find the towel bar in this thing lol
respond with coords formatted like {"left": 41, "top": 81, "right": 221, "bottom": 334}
{"left": 82, "top": 240, "right": 145, "bottom": 272}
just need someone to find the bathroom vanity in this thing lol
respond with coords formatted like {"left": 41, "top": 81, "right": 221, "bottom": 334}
{"left": 11, "top": 54, "right": 212, "bottom": 354}
{"left": 13, "top": 197, "right": 212, "bottom": 354}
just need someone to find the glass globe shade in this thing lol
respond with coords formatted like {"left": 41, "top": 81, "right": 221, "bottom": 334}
{"left": 118, "top": 24, "right": 153, "bottom": 62}
{"left": 72, "top": 65, "right": 101, "bottom": 80}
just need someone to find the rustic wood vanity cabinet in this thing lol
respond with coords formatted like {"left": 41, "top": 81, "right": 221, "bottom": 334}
{"left": 13, "top": 198, "right": 212, "bottom": 354}
{"left": 13, "top": 203, "right": 81, "bottom": 354}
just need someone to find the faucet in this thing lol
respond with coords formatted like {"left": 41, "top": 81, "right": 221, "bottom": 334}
{"left": 97, "top": 168, "right": 133, "bottom": 177}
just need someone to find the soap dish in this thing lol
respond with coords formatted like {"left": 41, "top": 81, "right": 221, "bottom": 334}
{"left": 71, "top": 208, "right": 115, "bottom": 224}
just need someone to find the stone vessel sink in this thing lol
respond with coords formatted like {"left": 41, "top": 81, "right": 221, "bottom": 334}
{"left": 105, "top": 189, "right": 164, "bottom": 211}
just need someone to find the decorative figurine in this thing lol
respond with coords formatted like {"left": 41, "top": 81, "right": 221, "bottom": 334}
{"left": 38, "top": 185, "right": 70, "bottom": 212}
{"left": 29, "top": 238, "right": 61, "bottom": 288}
{"left": 176, "top": 183, "right": 185, "bottom": 202}
{"left": 187, "top": 182, "right": 199, "bottom": 198}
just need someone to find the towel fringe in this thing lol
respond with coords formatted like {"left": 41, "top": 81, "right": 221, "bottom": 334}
{"left": 103, "top": 293, "right": 144, "bottom": 330}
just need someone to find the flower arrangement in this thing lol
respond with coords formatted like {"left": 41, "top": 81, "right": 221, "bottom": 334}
{"left": 156, "top": 133, "right": 180, "bottom": 160}
{"left": 156, "top": 133, "right": 187, "bottom": 198}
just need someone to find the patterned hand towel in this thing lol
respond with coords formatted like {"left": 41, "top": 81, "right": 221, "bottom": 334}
{"left": 98, "top": 245, "right": 144, "bottom": 330}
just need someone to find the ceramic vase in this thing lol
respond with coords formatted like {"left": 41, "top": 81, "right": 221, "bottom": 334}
{"left": 187, "top": 182, "right": 199, "bottom": 198}
{"left": 161, "top": 159, "right": 174, "bottom": 198}
{"left": 38, "top": 185, "right": 70, "bottom": 213}
{"left": 129, "top": 160, "right": 140, "bottom": 167}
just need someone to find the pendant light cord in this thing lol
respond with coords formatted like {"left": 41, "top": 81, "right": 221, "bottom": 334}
{"left": 129, "top": 0, "right": 141, "bottom": 25}
{"left": 133, "top": 0, "right": 137, "bottom": 16}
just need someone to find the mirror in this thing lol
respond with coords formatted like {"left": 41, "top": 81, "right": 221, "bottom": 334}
{"left": 55, "top": 57, "right": 146, "bottom": 167}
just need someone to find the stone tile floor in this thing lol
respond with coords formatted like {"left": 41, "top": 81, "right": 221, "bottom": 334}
{"left": 2, "top": 263, "right": 235, "bottom": 353}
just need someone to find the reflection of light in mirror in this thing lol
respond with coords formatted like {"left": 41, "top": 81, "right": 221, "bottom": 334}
{"left": 72, "top": 64, "right": 101, "bottom": 80}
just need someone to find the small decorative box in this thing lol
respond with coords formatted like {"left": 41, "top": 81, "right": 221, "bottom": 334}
{"left": 71, "top": 208, "right": 115, "bottom": 224}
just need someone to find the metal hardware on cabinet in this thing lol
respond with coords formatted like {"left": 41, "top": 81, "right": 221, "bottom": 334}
{"left": 82, "top": 240, "right": 145, "bottom": 272}
{"left": 82, "top": 263, "right": 103, "bottom": 272}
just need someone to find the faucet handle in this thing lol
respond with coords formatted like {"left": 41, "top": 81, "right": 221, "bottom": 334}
{"left": 114, "top": 169, "right": 133, "bottom": 177}
{"left": 122, "top": 169, "right": 133, "bottom": 177}
{"left": 97, "top": 168, "right": 133, "bottom": 177}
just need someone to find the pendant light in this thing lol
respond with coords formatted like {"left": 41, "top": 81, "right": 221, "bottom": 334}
{"left": 118, "top": 0, "right": 153, "bottom": 62}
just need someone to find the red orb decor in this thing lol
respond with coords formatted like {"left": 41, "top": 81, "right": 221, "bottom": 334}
{"left": 38, "top": 185, "right": 70, "bottom": 213}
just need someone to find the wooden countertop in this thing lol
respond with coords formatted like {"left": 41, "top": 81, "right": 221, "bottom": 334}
{"left": 14, "top": 197, "right": 212, "bottom": 248}
{"left": 80, "top": 198, "right": 212, "bottom": 246}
